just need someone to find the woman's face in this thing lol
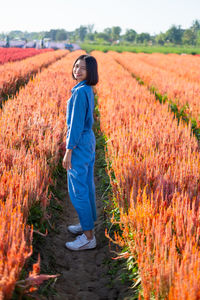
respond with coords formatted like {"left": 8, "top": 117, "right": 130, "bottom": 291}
{"left": 73, "top": 59, "right": 87, "bottom": 82}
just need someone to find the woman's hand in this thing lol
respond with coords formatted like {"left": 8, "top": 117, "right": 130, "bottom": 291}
{"left": 62, "top": 149, "right": 72, "bottom": 170}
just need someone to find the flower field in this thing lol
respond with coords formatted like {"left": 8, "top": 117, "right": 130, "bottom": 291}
{"left": 0, "top": 49, "right": 200, "bottom": 299}
{"left": 0, "top": 48, "right": 53, "bottom": 65}
{"left": 0, "top": 49, "right": 68, "bottom": 104}
{"left": 92, "top": 50, "right": 200, "bottom": 299}
{"left": 0, "top": 49, "right": 84, "bottom": 299}
{"left": 133, "top": 52, "right": 200, "bottom": 84}
{"left": 108, "top": 51, "right": 200, "bottom": 127}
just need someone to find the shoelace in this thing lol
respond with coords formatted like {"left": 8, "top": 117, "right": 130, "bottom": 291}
{"left": 76, "top": 234, "right": 86, "bottom": 241}
{"left": 76, "top": 234, "right": 94, "bottom": 242}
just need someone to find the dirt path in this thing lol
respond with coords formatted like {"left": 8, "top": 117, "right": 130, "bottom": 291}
{"left": 37, "top": 168, "right": 133, "bottom": 300}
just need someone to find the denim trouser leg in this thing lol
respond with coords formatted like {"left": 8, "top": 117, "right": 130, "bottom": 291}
{"left": 87, "top": 153, "right": 97, "bottom": 222}
{"left": 67, "top": 141, "right": 97, "bottom": 231}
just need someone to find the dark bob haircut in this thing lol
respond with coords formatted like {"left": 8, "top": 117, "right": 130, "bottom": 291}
{"left": 72, "top": 54, "right": 98, "bottom": 86}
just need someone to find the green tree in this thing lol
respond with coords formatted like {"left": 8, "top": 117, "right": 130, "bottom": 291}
{"left": 111, "top": 26, "right": 122, "bottom": 41}
{"left": 85, "top": 24, "right": 95, "bottom": 41}
{"left": 165, "top": 25, "right": 183, "bottom": 44}
{"left": 76, "top": 26, "right": 87, "bottom": 41}
{"left": 95, "top": 32, "right": 110, "bottom": 42}
{"left": 190, "top": 19, "right": 200, "bottom": 33}
{"left": 136, "top": 32, "right": 151, "bottom": 43}
{"left": 0, "top": 32, "right": 6, "bottom": 40}
{"left": 9, "top": 30, "right": 23, "bottom": 39}
{"left": 85, "top": 33, "right": 95, "bottom": 41}
{"left": 182, "top": 29, "right": 196, "bottom": 45}
{"left": 55, "top": 29, "right": 68, "bottom": 41}
{"left": 124, "top": 29, "right": 137, "bottom": 42}
{"left": 196, "top": 30, "right": 200, "bottom": 46}
{"left": 6, "top": 35, "right": 10, "bottom": 47}
{"left": 103, "top": 28, "right": 112, "bottom": 42}
{"left": 46, "top": 29, "right": 57, "bottom": 40}
{"left": 87, "top": 24, "right": 94, "bottom": 34}
{"left": 155, "top": 32, "right": 166, "bottom": 45}
{"left": 66, "top": 31, "right": 76, "bottom": 42}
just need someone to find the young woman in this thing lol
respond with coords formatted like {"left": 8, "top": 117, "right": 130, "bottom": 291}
{"left": 62, "top": 54, "right": 98, "bottom": 251}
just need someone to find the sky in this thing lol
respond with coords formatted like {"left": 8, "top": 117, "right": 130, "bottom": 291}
{"left": 0, "top": 0, "right": 200, "bottom": 35}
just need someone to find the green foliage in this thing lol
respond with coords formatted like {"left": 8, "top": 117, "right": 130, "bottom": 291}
{"left": 196, "top": 30, "right": 200, "bottom": 46}
{"left": 93, "top": 96, "right": 111, "bottom": 199}
{"left": 123, "top": 29, "right": 137, "bottom": 42}
{"left": 155, "top": 32, "right": 167, "bottom": 45}
{"left": 182, "top": 29, "right": 197, "bottom": 45}
{"left": 28, "top": 204, "right": 47, "bottom": 234}
{"left": 85, "top": 33, "right": 95, "bottom": 41}
{"left": 2, "top": 19, "right": 200, "bottom": 46}
{"left": 136, "top": 33, "right": 151, "bottom": 44}
{"left": 75, "top": 26, "right": 88, "bottom": 41}
{"left": 80, "top": 42, "right": 200, "bottom": 54}
{"left": 134, "top": 75, "right": 144, "bottom": 85}
{"left": 95, "top": 32, "right": 110, "bottom": 42}
{"left": 191, "top": 20, "right": 200, "bottom": 32}
{"left": 55, "top": 29, "right": 68, "bottom": 41}
{"left": 165, "top": 25, "right": 184, "bottom": 44}
{"left": 111, "top": 26, "right": 122, "bottom": 41}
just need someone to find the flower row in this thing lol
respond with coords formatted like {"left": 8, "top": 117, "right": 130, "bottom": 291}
{"left": 135, "top": 52, "right": 200, "bottom": 84}
{"left": 92, "top": 50, "right": 200, "bottom": 299}
{"left": 0, "top": 47, "right": 53, "bottom": 65}
{"left": 0, "top": 49, "right": 68, "bottom": 103}
{"left": 108, "top": 51, "right": 200, "bottom": 126}
{"left": 0, "top": 50, "right": 84, "bottom": 299}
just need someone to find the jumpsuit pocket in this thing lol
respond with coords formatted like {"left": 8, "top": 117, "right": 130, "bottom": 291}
{"left": 79, "top": 132, "right": 96, "bottom": 151}
{"left": 71, "top": 132, "right": 95, "bottom": 170}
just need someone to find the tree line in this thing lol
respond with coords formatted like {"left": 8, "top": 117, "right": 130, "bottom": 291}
{"left": 1, "top": 20, "right": 200, "bottom": 46}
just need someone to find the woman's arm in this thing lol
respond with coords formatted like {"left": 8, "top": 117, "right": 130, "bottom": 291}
{"left": 66, "top": 88, "right": 87, "bottom": 150}
{"left": 62, "top": 149, "right": 72, "bottom": 170}
{"left": 63, "top": 88, "right": 88, "bottom": 170}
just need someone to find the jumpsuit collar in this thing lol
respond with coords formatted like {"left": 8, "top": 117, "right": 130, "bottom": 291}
{"left": 71, "top": 80, "right": 87, "bottom": 93}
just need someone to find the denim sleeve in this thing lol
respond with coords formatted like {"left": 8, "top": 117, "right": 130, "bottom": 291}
{"left": 66, "top": 88, "right": 87, "bottom": 149}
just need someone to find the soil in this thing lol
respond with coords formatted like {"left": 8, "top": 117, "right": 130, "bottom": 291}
{"left": 35, "top": 170, "right": 134, "bottom": 300}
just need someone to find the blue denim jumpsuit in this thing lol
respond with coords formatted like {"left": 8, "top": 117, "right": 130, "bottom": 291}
{"left": 66, "top": 80, "right": 97, "bottom": 231}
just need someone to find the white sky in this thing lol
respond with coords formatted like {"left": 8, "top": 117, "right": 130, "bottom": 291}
{"left": 0, "top": 0, "right": 199, "bottom": 35}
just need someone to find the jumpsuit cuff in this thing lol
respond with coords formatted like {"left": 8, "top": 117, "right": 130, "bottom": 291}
{"left": 66, "top": 145, "right": 76, "bottom": 150}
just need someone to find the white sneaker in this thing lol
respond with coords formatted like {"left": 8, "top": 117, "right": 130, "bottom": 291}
{"left": 67, "top": 223, "right": 83, "bottom": 235}
{"left": 65, "top": 233, "right": 96, "bottom": 251}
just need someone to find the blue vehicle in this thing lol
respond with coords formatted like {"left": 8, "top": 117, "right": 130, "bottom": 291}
{"left": 65, "top": 43, "right": 73, "bottom": 51}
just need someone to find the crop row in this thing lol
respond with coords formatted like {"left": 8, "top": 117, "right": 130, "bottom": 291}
{"left": 92, "top": 51, "right": 200, "bottom": 299}
{"left": 108, "top": 51, "right": 200, "bottom": 127}
{"left": 0, "top": 50, "right": 84, "bottom": 299}
{"left": 0, "top": 49, "right": 68, "bottom": 104}
{"left": 134, "top": 52, "right": 200, "bottom": 84}
{"left": 0, "top": 47, "right": 53, "bottom": 65}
